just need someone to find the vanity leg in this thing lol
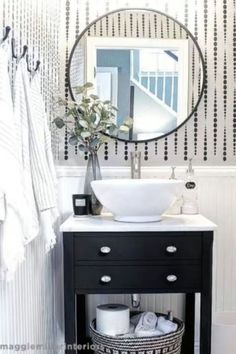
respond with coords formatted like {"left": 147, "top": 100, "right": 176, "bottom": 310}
{"left": 200, "top": 232, "right": 213, "bottom": 354}
{"left": 76, "top": 294, "right": 87, "bottom": 348}
{"left": 182, "top": 293, "right": 195, "bottom": 354}
{"left": 64, "top": 232, "right": 76, "bottom": 353}
{"left": 200, "top": 292, "right": 212, "bottom": 354}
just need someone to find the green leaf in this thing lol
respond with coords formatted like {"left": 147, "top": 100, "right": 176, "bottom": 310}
{"left": 99, "top": 135, "right": 109, "bottom": 144}
{"left": 81, "top": 131, "right": 91, "bottom": 139}
{"left": 90, "top": 94, "right": 99, "bottom": 100}
{"left": 74, "top": 86, "right": 85, "bottom": 94}
{"left": 103, "top": 100, "right": 111, "bottom": 105}
{"left": 90, "top": 138, "right": 100, "bottom": 147}
{"left": 83, "top": 82, "right": 94, "bottom": 89}
{"left": 53, "top": 117, "right": 65, "bottom": 129}
{"left": 69, "top": 135, "right": 79, "bottom": 145}
{"left": 82, "top": 98, "right": 91, "bottom": 104}
{"left": 66, "top": 108, "right": 77, "bottom": 117}
{"left": 119, "top": 125, "right": 130, "bottom": 132}
{"left": 79, "top": 120, "right": 89, "bottom": 128}
{"left": 91, "top": 113, "right": 97, "bottom": 123}
{"left": 78, "top": 144, "right": 89, "bottom": 152}
{"left": 111, "top": 106, "right": 119, "bottom": 111}
{"left": 123, "top": 116, "right": 133, "bottom": 127}
{"left": 92, "top": 106, "right": 101, "bottom": 114}
{"left": 109, "top": 125, "right": 119, "bottom": 135}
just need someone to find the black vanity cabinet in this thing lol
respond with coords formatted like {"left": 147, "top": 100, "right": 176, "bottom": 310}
{"left": 61, "top": 214, "right": 216, "bottom": 354}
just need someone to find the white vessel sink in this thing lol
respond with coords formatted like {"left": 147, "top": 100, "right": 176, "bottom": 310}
{"left": 91, "top": 179, "right": 184, "bottom": 222}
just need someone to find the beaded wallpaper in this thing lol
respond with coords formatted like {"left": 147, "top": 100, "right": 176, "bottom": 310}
{"left": 0, "top": 0, "right": 61, "bottom": 152}
{"left": 0, "top": 2, "right": 62, "bottom": 352}
{"left": 58, "top": 0, "right": 236, "bottom": 166}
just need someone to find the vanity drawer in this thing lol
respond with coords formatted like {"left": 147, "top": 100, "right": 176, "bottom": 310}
{"left": 73, "top": 233, "right": 202, "bottom": 262}
{"left": 74, "top": 264, "right": 201, "bottom": 291}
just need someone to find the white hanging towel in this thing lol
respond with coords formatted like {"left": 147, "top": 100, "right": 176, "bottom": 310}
{"left": 22, "top": 68, "right": 58, "bottom": 252}
{"left": 13, "top": 60, "right": 39, "bottom": 244}
{"left": 0, "top": 43, "right": 26, "bottom": 280}
{"left": 0, "top": 190, "right": 5, "bottom": 222}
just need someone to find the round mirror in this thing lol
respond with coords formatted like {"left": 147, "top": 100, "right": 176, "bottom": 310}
{"left": 69, "top": 8, "right": 205, "bottom": 143}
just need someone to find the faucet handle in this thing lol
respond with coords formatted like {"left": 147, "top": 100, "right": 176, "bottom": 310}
{"left": 169, "top": 166, "right": 177, "bottom": 180}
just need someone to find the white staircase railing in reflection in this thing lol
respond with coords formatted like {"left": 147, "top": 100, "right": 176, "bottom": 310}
{"left": 132, "top": 70, "right": 178, "bottom": 114}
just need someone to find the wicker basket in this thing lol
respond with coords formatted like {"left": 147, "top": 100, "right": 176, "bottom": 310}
{"left": 90, "top": 313, "right": 185, "bottom": 354}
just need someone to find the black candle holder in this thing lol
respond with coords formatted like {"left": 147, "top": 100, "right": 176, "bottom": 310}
{"left": 72, "top": 194, "right": 91, "bottom": 216}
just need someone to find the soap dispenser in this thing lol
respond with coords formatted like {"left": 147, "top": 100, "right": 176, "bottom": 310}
{"left": 166, "top": 167, "right": 183, "bottom": 215}
{"left": 182, "top": 158, "right": 199, "bottom": 215}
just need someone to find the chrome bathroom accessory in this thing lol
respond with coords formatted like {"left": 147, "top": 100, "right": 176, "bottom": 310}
{"left": 131, "top": 294, "right": 141, "bottom": 308}
{"left": 169, "top": 167, "right": 177, "bottom": 180}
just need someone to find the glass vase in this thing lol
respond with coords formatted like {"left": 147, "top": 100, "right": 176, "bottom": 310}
{"left": 84, "top": 152, "right": 103, "bottom": 215}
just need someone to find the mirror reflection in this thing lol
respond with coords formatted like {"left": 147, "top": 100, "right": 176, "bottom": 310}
{"left": 69, "top": 9, "right": 204, "bottom": 142}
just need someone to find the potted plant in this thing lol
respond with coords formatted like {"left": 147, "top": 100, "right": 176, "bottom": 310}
{"left": 54, "top": 82, "right": 132, "bottom": 215}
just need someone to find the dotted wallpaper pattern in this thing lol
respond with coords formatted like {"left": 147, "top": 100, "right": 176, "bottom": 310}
{"left": 0, "top": 0, "right": 61, "bottom": 157}
{"left": 59, "top": 0, "right": 236, "bottom": 165}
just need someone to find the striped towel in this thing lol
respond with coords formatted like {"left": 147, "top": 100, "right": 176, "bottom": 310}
{"left": 22, "top": 67, "right": 58, "bottom": 252}
{"left": 13, "top": 60, "right": 39, "bottom": 244}
{"left": 0, "top": 43, "right": 26, "bottom": 280}
{"left": 0, "top": 190, "right": 5, "bottom": 222}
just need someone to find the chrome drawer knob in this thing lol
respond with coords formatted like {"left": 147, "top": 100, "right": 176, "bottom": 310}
{"left": 100, "top": 275, "right": 111, "bottom": 283}
{"left": 100, "top": 246, "right": 111, "bottom": 254}
{"left": 166, "top": 246, "right": 177, "bottom": 253}
{"left": 166, "top": 274, "right": 178, "bottom": 282}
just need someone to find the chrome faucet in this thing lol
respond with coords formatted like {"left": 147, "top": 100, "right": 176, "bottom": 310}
{"left": 130, "top": 151, "right": 141, "bottom": 179}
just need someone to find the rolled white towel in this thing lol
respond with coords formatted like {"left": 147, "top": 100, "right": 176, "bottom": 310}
{"left": 135, "top": 328, "right": 163, "bottom": 337}
{"left": 157, "top": 316, "right": 178, "bottom": 334}
{"left": 130, "top": 313, "right": 142, "bottom": 326}
{"left": 134, "top": 312, "right": 159, "bottom": 336}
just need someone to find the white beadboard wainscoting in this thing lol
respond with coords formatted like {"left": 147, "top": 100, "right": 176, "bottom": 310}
{"left": 0, "top": 235, "right": 61, "bottom": 354}
{"left": 57, "top": 165, "right": 236, "bottom": 354}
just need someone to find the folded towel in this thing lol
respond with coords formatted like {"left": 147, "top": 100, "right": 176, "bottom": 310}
{"left": 130, "top": 313, "right": 142, "bottom": 326}
{"left": 157, "top": 316, "right": 178, "bottom": 334}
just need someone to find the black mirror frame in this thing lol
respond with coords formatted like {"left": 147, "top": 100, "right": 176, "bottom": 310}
{"left": 68, "top": 8, "right": 206, "bottom": 144}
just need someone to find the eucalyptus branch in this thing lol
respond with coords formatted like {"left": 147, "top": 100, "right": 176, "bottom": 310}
{"left": 53, "top": 82, "right": 133, "bottom": 153}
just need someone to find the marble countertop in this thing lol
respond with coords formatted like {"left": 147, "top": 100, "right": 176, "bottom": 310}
{"left": 60, "top": 213, "right": 217, "bottom": 232}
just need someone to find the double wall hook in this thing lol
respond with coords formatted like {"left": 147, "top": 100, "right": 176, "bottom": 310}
{"left": 26, "top": 54, "right": 41, "bottom": 72}
{"left": 34, "top": 60, "right": 40, "bottom": 72}
{"left": 2, "top": 26, "right": 11, "bottom": 42}
{"left": 9, "top": 34, "right": 40, "bottom": 72}
{"left": 11, "top": 38, "right": 28, "bottom": 59}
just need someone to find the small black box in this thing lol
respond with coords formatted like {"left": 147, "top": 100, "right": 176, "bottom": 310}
{"left": 72, "top": 194, "right": 91, "bottom": 216}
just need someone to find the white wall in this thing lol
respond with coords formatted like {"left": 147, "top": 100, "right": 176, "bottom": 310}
{"left": 57, "top": 165, "right": 236, "bottom": 353}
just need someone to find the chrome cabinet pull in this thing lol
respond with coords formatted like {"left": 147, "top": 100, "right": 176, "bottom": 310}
{"left": 100, "top": 275, "right": 111, "bottom": 283}
{"left": 166, "top": 245, "right": 177, "bottom": 254}
{"left": 100, "top": 246, "right": 111, "bottom": 254}
{"left": 166, "top": 274, "right": 178, "bottom": 282}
